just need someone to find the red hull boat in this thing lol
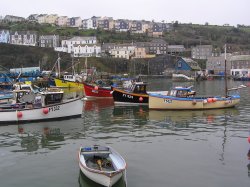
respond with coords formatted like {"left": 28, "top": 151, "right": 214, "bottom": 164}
{"left": 83, "top": 82, "right": 113, "bottom": 98}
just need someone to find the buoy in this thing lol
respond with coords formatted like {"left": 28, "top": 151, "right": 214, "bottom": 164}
{"left": 139, "top": 97, "right": 143, "bottom": 102}
{"left": 192, "top": 100, "right": 197, "bottom": 105}
{"left": 203, "top": 99, "right": 207, "bottom": 104}
{"left": 207, "top": 98, "right": 213, "bottom": 103}
{"left": 17, "top": 111, "right": 23, "bottom": 118}
{"left": 248, "top": 136, "right": 250, "bottom": 143}
{"left": 43, "top": 108, "right": 49, "bottom": 114}
{"left": 212, "top": 98, "right": 217, "bottom": 102}
{"left": 94, "top": 86, "right": 98, "bottom": 90}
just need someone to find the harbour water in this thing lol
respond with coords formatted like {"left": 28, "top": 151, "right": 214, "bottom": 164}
{"left": 0, "top": 79, "right": 250, "bottom": 187}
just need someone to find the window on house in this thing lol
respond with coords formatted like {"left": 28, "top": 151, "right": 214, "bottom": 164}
{"left": 178, "top": 62, "right": 182, "bottom": 68}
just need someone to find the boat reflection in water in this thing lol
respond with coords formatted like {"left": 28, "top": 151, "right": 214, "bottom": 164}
{"left": 112, "top": 105, "right": 149, "bottom": 126}
{"left": 17, "top": 122, "right": 68, "bottom": 152}
{"left": 15, "top": 118, "right": 81, "bottom": 152}
{"left": 84, "top": 98, "right": 114, "bottom": 111}
{"left": 78, "top": 170, "right": 126, "bottom": 187}
{"left": 148, "top": 108, "right": 239, "bottom": 125}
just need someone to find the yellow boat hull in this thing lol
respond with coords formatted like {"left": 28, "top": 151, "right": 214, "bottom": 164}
{"left": 54, "top": 78, "right": 84, "bottom": 89}
{"left": 149, "top": 95, "right": 240, "bottom": 110}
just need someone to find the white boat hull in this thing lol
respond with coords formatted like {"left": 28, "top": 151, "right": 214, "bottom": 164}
{"left": 79, "top": 163, "right": 122, "bottom": 187}
{"left": 0, "top": 98, "right": 83, "bottom": 123}
{"left": 78, "top": 146, "right": 126, "bottom": 187}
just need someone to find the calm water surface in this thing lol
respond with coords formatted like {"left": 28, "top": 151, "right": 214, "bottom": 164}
{"left": 0, "top": 79, "right": 250, "bottom": 187}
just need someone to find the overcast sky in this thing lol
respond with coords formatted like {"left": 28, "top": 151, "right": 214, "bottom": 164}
{"left": 1, "top": 0, "right": 249, "bottom": 26}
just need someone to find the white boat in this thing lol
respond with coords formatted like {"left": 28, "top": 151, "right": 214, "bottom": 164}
{"left": 0, "top": 87, "right": 83, "bottom": 123}
{"left": 78, "top": 145, "right": 127, "bottom": 187}
{"left": 172, "top": 73, "right": 194, "bottom": 81}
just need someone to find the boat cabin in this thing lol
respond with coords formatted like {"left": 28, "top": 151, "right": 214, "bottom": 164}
{"left": 169, "top": 87, "right": 196, "bottom": 98}
{"left": 12, "top": 88, "right": 64, "bottom": 107}
{"left": 129, "top": 82, "right": 147, "bottom": 94}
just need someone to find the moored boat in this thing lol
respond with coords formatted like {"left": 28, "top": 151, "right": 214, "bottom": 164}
{"left": 0, "top": 87, "right": 83, "bottom": 123}
{"left": 83, "top": 82, "right": 112, "bottom": 98}
{"left": 78, "top": 145, "right": 127, "bottom": 187}
{"left": 148, "top": 86, "right": 241, "bottom": 110}
{"left": 112, "top": 82, "right": 148, "bottom": 105}
{"left": 54, "top": 74, "right": 84, "bottom": 89}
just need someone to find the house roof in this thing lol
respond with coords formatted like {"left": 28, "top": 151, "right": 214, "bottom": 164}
{"left": 230, "top": 55, "right": 250, "bottom": 61}
{"left": 181, "top": 57, "right": 201, "bottom": 70}
{"left": 73, "top": 44, "right": 100, "bottom": 47}
{"left": 68, "top": 36, "right": 96, "bottom": 41}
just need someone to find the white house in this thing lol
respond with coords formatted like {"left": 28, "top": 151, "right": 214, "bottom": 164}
{"left": 82, "top": 18, "right": 95, "bottom": 30}
{"left": 9, "top": 31, "right": 37, "bottom": 46}
{"left": 110, "top": 46, "right": 135, "bottom": 59}
{"left": 55, "top": 36, "right": 100, "bottom": 57}
{"left": 73, "top": 44, "right": 101, "bottom": 57}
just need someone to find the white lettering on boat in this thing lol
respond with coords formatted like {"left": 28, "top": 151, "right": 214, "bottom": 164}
{"left": 122, "top": 94, "right": 133, "bottom": 99}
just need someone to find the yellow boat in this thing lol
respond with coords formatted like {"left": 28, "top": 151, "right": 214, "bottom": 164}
{"left": 54, "top": 78, "right": 84, "bottom": 89}
{"left": 148, "top": 86, "right": 241, "bottom": 110}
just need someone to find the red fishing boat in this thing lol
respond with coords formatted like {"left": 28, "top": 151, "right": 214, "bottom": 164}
{"left": 83, "top": 82, "right": 113, "bottom": 98}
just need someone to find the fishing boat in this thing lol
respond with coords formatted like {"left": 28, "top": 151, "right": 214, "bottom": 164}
{"left": 83, "top": 82, "right": 112, "bottom": 98}
{"left": 78, "top": 145, "right": 127, "bottom": 187}
{"left": 148, "top": 86, "right": 243, "bottom": 110}
{"left": 54, "top": 74, "right": 84, "bottom": 88}
{"left": 111, "top": 82, "right": 148, "bottom": 105}
{"left": 0, "top": 87, "right": 83, "bottom": 124}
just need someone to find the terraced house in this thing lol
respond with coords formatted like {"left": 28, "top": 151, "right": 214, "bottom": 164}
{"left": 39, "top": 35, "right": 60, "bottom": 48}
{"left": 9, "top": 31, "right": 37, "bottom": 46}
{"left": 0, "top": 30, "right": 10, "bottom": 43}
{"left": 55, "top": 36, "right": 101, "bottom": 57}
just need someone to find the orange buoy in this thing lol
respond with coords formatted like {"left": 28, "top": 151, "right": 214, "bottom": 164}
{"left": 94, "top": 86, "right": 98, "bottom": 90}
{"left": 207, "top": 98, "right": 213, "bottom": 103}
{"left": 212, "top": 98, "right": 217, "bottom": 102}
{"left": 139, "top": 97, "right": 143, "bottom": 102}
{"left": 17, "top": 111, "right": 23, "bottom": 118}
{"left": 43, "top": 108, "right": 49, "bottom": 114}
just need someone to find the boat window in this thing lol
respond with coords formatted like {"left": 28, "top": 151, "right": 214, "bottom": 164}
{"left": 170, "top": 90, "right": 177, "bottom": 96}
{"left": 45, "top": 93, "right": 63, "bottom": 105}
{"left": 176, "top": 90, "right": 188, "bottom": 97}
{"left": 133, "top": 85, "right": 147, "bottom": 93}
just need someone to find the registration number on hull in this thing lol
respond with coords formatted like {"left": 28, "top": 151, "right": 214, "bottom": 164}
{"left": 164, "top": 99, "right": 172, "bottom": 103}
{"left": 49, "top": 105, "right": 60, "bottom": 112}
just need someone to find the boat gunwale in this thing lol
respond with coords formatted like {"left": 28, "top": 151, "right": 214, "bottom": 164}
{"left": 112, "top": 87, "right": 148, "bottom": 97}
{"left": 78, "top": 146, "right": 127, "bottom": 177}
{"left": 0, "top": 97, "right": 83, "bottom": 112}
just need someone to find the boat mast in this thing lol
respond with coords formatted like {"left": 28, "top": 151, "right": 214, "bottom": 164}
{"left": 224, "top": 44, "right": 228, "bottom": 97}
{"left": 57, "top": 53, "right": 61, "bottom": 78}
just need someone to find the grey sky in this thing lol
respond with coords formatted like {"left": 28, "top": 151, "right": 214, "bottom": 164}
{"left": 1, "top": 0, "right": 249, "bottom": 26}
